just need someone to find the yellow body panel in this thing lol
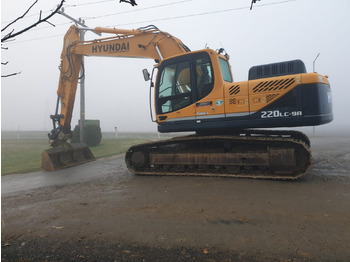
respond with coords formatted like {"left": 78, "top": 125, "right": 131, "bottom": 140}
{"left": 223, "top": 72, "right": 328, "bottom": 116}
{"left": 155, "top": 49, "right": 327, "bottom": 122}
{"left": 224, "top": 81, "right": 249, "bottom": 116}
{"left": 159, "top": 71, "right": 327, "bottom": 122}
{"left": 247, "top": 74, "right": 301, "bottom": 113}
{"left": 301, "top": 73, "right": 330, "bottom": 85}
{"left": 158, "top": 104, "right": 196, "bottom": 122}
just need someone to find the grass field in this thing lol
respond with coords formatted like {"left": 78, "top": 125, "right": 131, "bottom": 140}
{"left": 1, "top": 131, "right": 171, "bottom": 176}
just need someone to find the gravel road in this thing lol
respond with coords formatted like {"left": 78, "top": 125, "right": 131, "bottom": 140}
{"left": 2, "top": 137, "right": 350, "bottom": 261}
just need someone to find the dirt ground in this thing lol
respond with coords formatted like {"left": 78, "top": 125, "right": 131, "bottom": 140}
{"left": 2, "top": 137, "right": 350, "bottom": 262}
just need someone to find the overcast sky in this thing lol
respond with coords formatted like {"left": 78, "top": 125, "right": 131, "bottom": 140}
{"left": 1, "top": 0, "right": 350, "bottom": 133}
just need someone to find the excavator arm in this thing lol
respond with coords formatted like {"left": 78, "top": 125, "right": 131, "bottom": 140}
{"left": 49, "top": 24, "right": 190, "bottom": 144}
{"left": 43, "top": 25, "right": 190, "bottom": 171}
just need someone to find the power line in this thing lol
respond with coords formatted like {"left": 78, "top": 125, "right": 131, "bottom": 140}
{"left": 80, "top": 0, "right": 192, "bottom": 21}
{"left": 1, "top": 11, "right": 51, "bottom": 25}
{"left": 111, "top": 0, "right": 296, "bottom": 27}
{"left": 4, "top": 0, "right": 296, "bottom": 45}
{"left": 3, "top": 0, "right": 193, "bottom": 33}
{"left": 28, "top": 21, "right": 73, "bottom": 32}
{"left": 64, "top": 0, "right": 115, "bottom": 8}
{"left": 1, "top": 0, "right": 115, "bottom": 25}
{"left": 4, "top": 33, "right": 64, "bottom": 45}
{"left": 1, "top": 0, "right": 190, "bottom": 25}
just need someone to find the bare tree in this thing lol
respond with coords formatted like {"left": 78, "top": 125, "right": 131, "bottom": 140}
{"left": 1, "top": 0, "right": 137, "bottom": 44}
{"left": 2, "top": 0, "right": 65, "bottom": 43}
{"left": 1, "top": 0, "right": 138, "bottom": 77}
{"left": 1, "top": 0, "right": 65, "bottom": 77}
{"left": 250, "top": 0, "right": 261, "bottom": 10}
{"left": 119, "top": 0, "right": 138, "bottom": 6}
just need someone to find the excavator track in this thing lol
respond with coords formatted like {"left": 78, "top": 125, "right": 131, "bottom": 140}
{"left": 125, "top": 130, "right": 312, "bottom": 180}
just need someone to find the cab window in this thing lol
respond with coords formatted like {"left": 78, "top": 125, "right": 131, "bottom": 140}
{"left": 195, "top": 56, "right": 213, "bottom": 100}
{"left": 219, "top": 58, "right": 233, "bottom": 82}
{"left": 158, "top": 61, "right": 192, "bottom": 114}
{"left": 157, "top": 52, "right": 215, "bottom": 115}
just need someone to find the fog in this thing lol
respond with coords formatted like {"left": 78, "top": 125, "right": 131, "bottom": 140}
{"left": 1, "top": 0, "right": 350, "bottom": 134}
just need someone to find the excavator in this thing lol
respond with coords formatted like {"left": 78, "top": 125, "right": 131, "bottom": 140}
{"left": 42, "top": 25, "right": 333, "bottom": 180}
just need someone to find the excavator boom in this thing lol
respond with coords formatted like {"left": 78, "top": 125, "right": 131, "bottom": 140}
{"left": 43, "top": 25, "right": 190, "bottom": 171}
{"left": 52, "top": 24, "right": 190, "bottom": 137}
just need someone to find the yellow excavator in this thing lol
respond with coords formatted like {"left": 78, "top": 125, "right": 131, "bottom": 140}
{"left": 42, "top": 25, "right": 333, "bottom": 180}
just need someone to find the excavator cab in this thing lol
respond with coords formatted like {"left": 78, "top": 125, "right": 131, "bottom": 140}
{"left": 154, "top": 49, "right": 333, "bottom": 134}
{"left": 154, "top": 50, "right": 217, "bottom": 127}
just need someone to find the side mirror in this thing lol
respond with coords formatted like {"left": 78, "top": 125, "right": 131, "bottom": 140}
{"left": 142, "top": 68, "right": 150, "bottom": 81}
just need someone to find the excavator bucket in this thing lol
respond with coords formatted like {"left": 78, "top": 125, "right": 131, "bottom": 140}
{"left": 42, "top": 143, "right": 95, "bottom": 171}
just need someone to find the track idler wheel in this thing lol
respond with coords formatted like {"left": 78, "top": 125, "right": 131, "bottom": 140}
{"left": 130, "top": 151, "right": 148, "bottom": 168}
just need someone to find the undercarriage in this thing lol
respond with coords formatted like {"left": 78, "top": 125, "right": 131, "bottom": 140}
{"left": 125, "top": 130, "right": 312, "bottom": 180}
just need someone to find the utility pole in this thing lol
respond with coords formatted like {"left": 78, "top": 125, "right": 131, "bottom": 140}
{"left": 57, "top": 8, "right": 100, "bottom": 143}
{"left": 79, "top": 22, "right": 86, "bottom": 143}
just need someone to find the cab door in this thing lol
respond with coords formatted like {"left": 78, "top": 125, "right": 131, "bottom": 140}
{"left": 194, "top": 52, "right": 226, "bottom": 122}
{"left": 156, "top": 56, "right": 196, "bottom": 123}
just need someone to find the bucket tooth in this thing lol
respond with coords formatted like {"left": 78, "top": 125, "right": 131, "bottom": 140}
{"left": 42, "top": 143, "right": 95, "bottom": 171}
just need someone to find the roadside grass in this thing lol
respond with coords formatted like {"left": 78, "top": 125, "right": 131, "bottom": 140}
{"left": 1, "top": 137, "right": 150, "bottom": 176}
{"left": 1, "top": 139, "right": 49, "bottom": 175}
{"left": 89, "top": 138, "right": 149, "bottom": 159}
